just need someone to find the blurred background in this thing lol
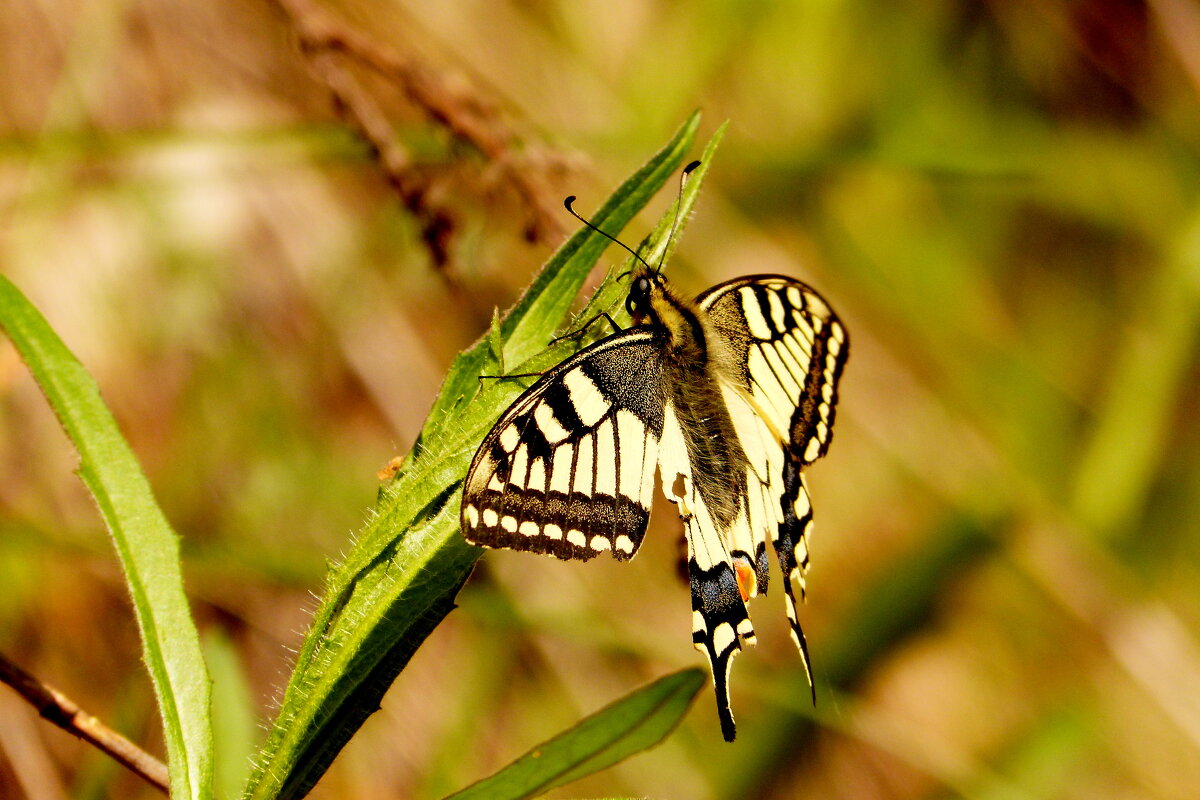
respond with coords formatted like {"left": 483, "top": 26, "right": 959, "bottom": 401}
{"left": 2, "top": 1, "right": 1199, "bottom": 798}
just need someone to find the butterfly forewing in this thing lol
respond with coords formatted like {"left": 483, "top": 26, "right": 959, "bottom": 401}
{"left": 462, "top": 329, "right": 667, "bottom": 561}
{"left": 698, "top": 275, "right": 848, "bottom": 464}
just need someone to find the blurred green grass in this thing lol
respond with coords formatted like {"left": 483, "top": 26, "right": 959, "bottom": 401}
{"left": 1, "top": 1, "right": 1199, "bottom": 798}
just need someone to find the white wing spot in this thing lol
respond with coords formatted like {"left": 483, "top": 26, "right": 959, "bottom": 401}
{"left": 712, "top": 622, "right": 737, "bottom": 655}
{"left": 589, "top": 535, "right": 611, "bottom": 552}
{"left": 567, "top": 529, "right": 587, "bottom": 548}
{"left": 765, "top": 342, "right": 802, "bottom": 397}
{"left": 573, "top": 435, "right": 595, "bottom": 494}
{"left": 794, "top": 490, "right": 811, "bottom": 518}
{"left": 786, "top": 287, "right": 803, "bottom": 308}
{"left": 748, "top": 348, "right": 790, "bottom": 422}
{"left": 740, "top": 287, "right": 773, "bottom": 339}
{"left": 615, "top": 409, "right": 646, "bottom": 499}
{"left": 527, "top": 457, "right": 546, "bottom": 491}
{"left": 774, "top": 334, "right": 806, "bottom": 372}
{"left": 534, "top": 403, "right": 570, "bottom": 443}
{"left": 615, "top": 534, "right": 635, "bottom": 554}
{"left": 564, "top": 370, "right": 608, "bottom": 427}
{"left": 768, "top": 289, "right": 787, "bottom": 331}
{"left": 518, "top": 520, "right": 539, "bottom": 537}
{"left": 804, "top": 438, "right": 822, "bottom": 462}
{"left": 594, "top": 419, "right": 617, "bottom": 496}
{"left": 692, "top": 610, "right": 706, "bottom": 635}
{"left": 508, "top": 445, "right": 530, "bottom": 487}
{"left": 500, "top": 515, "right": 518, "bottom": 533}
{"left": 826, "top": 351, "right": 840, "bottom": 375}
{"left": 640, "top": 432, "right": 658, "bottom": 503}
{"left": 784, "top": 330, "right": 811, "bottom": 363}
{"left": 549, "top": 444, "right": 573, "bottom": 493}
{"left": 544, "top": 524, "right": 563, "bottom": 540}
{"left": 499, "top": 424, "right": 520, "bottom": 453}
{"left": 465, "top": 504, "right": 479, "bottom": 528}
{"left": 482, "top": 508, "right": 499, "bottom": 528}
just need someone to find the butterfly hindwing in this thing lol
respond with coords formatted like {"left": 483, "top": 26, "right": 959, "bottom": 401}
{"left": 462, "top": 329, "right": 667, "bottom": 561}
{"left": 657, "top": 403, "right": 755, "bottom": 742}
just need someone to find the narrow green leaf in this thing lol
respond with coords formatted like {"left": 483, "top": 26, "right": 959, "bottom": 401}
{"left": 496, "top": 114, "right": 703, "bottom": 367}
{"left": 0, "top": 276, "right": 213, "bottom": 800}
{"left": 488, "top": 306, "right": 506, "bottom": 373}
{"left": 206, "top": 631, "right": 258, "bottom": 800}
{"left": 244, "top": 115, "right": 712, "bottom": 800}
{"left": 442, "top": 669, "right": 706, "bottom": 800}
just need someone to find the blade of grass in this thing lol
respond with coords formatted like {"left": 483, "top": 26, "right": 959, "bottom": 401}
{"left": 205, "top": 632, "right": 258, "bottom": 800}
{"left": 243, "top": 113, "right": 717, "bottom": 800}
{"left": 442, "top": 669, "right": 706, "bottom": 800}
{"left": 0, "top": 276, "right": 213, "bottom": 800}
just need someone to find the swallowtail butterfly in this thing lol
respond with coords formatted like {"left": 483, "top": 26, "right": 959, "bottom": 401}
{"left": 461, "top": 177, "right": 848, "bottom": 741}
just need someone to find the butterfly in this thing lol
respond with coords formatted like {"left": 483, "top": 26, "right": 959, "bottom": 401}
{"left": 460, "top": 199, "right": 847, "bottom": 741}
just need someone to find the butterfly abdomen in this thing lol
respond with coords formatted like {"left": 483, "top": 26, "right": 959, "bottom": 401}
{"left": 644, "top": 278, "right": 752, "bottom": 531}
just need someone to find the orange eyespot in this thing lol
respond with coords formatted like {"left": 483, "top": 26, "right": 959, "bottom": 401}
{"left": 733, "top": 557, "right": 756, "bottom": 603}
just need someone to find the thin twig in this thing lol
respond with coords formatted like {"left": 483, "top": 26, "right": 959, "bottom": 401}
{"left": 0, "top": 651, "right": 169, "bottom": 795}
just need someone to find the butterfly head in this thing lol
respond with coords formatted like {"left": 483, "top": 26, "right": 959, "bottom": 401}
{"left": 625, "top": 267, "right": 669, "bottom": 325}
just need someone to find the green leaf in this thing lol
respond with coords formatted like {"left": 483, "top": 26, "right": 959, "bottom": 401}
{"left": 206, "top": 631, "right": 258, "bottom": 800}
{"left": 0, "top": 276, "right": 213, "bottom": 800}
{"left": 243, "top": 113, "right": 714, "bottom": 800}
{"left": 442, "top": 669, "right": 706, "bottom": 800}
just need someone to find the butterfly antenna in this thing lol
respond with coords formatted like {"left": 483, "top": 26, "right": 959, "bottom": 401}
{"left": 656, "top": 159, "right": 702, "bottom": 277}
{"left": 564, "top": 196, "right": 653, "bottom": 274}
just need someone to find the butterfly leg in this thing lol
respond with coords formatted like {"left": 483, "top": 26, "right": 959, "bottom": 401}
{"left": 549, "top": 311, "right": 622, "bottom": 346}
{"left": 477, "top": 372, "right": 543, "bottom": 383}
{"left": 687, "top": 518, "right": 754, "bottom": 742}
{"left": 774, "top": 459, "right": 815, "bottom": 702}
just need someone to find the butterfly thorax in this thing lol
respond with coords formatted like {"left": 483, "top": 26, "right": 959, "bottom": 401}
{"left": 629, "top": 271, "right": 750, "bottom": 529}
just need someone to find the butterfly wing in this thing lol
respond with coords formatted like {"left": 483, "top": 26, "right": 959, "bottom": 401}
{"left": 462, "top": 329, "right": 667, "bottom": 561}
{"left": 697, "top": 274, "right": 848, "bottom": 693}
{"left": 653, "top": 399, "right": 756, "bottom": 742}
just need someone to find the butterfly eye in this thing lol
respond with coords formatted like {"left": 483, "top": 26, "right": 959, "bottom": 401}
{"left": 626, "top": 276, "right": 652, "bottom": 317}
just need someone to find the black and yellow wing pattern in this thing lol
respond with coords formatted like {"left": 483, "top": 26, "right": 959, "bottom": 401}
{"left": 461, "top": 270, "right": 847, "bottom": 741}
{"left": 462, "top": 329, "right": 666, "bottom": 562}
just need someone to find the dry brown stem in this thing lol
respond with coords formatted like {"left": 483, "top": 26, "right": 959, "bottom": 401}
{"left": 270, "top": 0, "right": 567, "bottom": 269}
{"left": 0, "top": 651, "right": 169, "bottom": 795}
